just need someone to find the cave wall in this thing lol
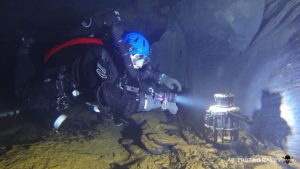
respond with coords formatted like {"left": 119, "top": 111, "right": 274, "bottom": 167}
{"left": 0, "top": 0, "right": 265, "bottom": 111}
{"left": 151, "top": 0, "right": 265, "bottom": 100}
{"left": 149, "top": 0, "right": 265, "bottom": 136}
{"left": 1, "top": 0, "right": 299, "bottom": 158}
{"left": 137, "top": 0, "right": 300, "bottom": 158}
{"left": 234, "top": 0, "right": 300, "bottom": 158}
{"left": 149, "top": 0, "right": 300, "bottom": 158}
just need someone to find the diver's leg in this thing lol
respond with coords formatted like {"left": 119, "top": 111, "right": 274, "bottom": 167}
{"left": 112, "top": 111, "right": 124, "bottom": 127}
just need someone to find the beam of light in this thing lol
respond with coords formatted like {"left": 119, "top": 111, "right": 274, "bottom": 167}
{"left": 280, "top": 97, "right": 295, "bottom": 128}
{"left": 175, "top": 95, "right": 208, "bottom": 109}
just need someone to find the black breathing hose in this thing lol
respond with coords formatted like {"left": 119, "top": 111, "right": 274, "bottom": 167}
{"left": 111, "top": 24, "right": 138, "bottom": 78}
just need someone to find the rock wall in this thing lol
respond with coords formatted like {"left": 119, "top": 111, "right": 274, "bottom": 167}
{"left": 147, "top": 0, "right": 265, "bottom": 146}
{"left": 140, "top": 0, "right": 300, "bottom": 158}
{"left": 151, "top": 0, "right": 265, "bottom": 96}
{"left": 1, "top": 0, "right": 300, "bottom": 159}
{"left": 230, "top": 0, "right": 300, "bottom": 158}
{"left": 0, "top": 0, "right": 265, "bottom": 108}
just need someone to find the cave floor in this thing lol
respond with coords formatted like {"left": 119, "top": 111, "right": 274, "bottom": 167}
{"left": 0, "top": 111, "right": 299, "bottom": 169}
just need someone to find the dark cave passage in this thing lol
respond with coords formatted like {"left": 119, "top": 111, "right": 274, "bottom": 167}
{"left": 1, "top": 0, "right": 300, "bottom": 168}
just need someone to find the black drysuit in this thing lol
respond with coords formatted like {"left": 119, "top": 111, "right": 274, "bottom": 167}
{"left": 16, "top": 32, "right": 163, "bottom": 124}
{"left": 15, "top": 11, "right": 169, "bottom": 126}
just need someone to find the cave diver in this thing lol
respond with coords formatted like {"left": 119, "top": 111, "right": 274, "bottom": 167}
{"left": 15, "top": 10, "right": 182, "bottom": 129}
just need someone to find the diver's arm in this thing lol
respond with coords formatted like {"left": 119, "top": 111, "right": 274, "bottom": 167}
{"left": 99, "top": 82, "right": 153, "bottom": 116}
{"left": 139, "top": 64, "right": 182, "bottom": 92}
{"left": 138, "top": 64, "right": 160, "bottom": 81}
{"left": 137, "top": 91, "right": 178, "bottom": 115}
{"left": 99, "top": 82, "right": 178, "bottom": 116}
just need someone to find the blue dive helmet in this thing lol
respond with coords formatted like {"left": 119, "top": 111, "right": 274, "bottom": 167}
{"left": 122, "top": 32, "right": 150, "bottom": 56}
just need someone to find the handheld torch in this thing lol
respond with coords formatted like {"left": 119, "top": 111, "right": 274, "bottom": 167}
{"left": 154, "top": 92, "right": 177, "bottom": 104}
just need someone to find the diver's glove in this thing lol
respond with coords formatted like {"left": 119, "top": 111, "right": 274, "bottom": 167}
{"left": 158, "top": 74, "right": 182, "bottom": 92}
{"left": 162, "top": 102, "right": 178, "bottom": 115}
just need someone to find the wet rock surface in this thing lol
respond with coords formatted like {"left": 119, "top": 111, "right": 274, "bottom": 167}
{"left": 1, "top": 110, "right": 299, "bottom": 169}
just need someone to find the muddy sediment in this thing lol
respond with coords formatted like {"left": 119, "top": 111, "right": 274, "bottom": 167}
{"left": 0, "top": 111, "right": 299, "bottom": 169}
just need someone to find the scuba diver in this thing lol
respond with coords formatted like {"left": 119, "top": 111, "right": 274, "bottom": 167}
{"left": 15, "top": 10, "right": 182, "bottom": 129}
